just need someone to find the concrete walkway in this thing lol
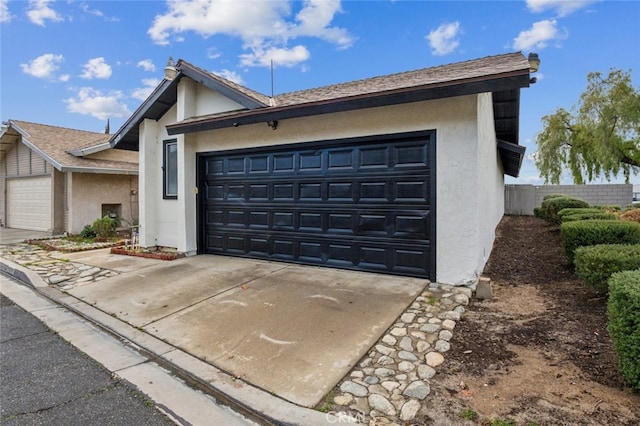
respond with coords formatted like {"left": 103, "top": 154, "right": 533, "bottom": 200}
{"left": 0, "top": 227, "right": 51, "bottom": 244}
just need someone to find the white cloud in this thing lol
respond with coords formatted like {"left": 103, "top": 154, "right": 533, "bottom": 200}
{"left": 81, "top": 57, "right": 112, "bottom": 79}
{"left": 290, "top": 0, "right": 353, "bottom": 49}
{"left": 207, "top": 47, "right": 222, "bottom": 60}
{"left": 526, "top": 0, "right": 595, "bottom": 17}
{"left": 0, "top": 0, "right": 12, "bottom": 23}
{"left": 240, "top": 44, "right": 310, "bottom": 68}
{"left": 20, "top": 53, "right": 64, "bottom": 79}
{"left": 137, "top": 59, "right": 156, "bottom": 72}
{"left": 214, "top": 69, "right": 244, "bottom": 85}
{"left": 79, "top": 2, "right": 118, "bottom": 22}
{"left": 65, "top": 87, "right": 130, "bottom": 120}
{"left": 27, "top": 0, "right": 63, "bottom": 26}
{"left": 513, "top": 19, "right": 567, "bottom": 51}
{"left": 131, "top": 78, "right": 161, "bottom": 101}
{"left": 426, "top": 22, "right": 461, "bottom": 56}
{"left": 147, "top": 0, "right": 352, "bottom": 68}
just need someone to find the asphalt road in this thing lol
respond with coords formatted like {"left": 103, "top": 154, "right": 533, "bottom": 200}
{"left": 0, "top": 289, "right": 175, "bottom": 425}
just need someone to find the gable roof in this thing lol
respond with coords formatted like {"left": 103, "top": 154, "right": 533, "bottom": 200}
{"left": 1, "top": 120, "right": 137, "bottom": 174}
{"left": 110, "top": 52, "right": 534, "bottom": 177}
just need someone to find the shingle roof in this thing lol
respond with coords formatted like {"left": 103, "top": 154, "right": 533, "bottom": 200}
{"left": 165, "top": 52, "right": 531, "bottom": 136}
{"left": 274, "top": 52, "right": 530, "bottom": 106}
{"left": 4, "top": 120, "right": 137, "bottom": 174}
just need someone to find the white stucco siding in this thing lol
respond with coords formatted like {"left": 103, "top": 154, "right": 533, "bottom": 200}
{"left": 475, "top": 93, "right": 504, "bottom": 279}
{"left": 190, "top": 95, "right": 484, "bottom": 284}
{"left": 195, "top": 84, "right": 246, "bottom": 117}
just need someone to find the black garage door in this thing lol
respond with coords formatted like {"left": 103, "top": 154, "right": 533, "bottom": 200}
{"left": 197, "top": 130, "right": 436, "bottom": 279}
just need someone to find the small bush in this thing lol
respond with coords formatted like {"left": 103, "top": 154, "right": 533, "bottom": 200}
{"left": 620, "top": 209, "right": 640, "bottom": 224}
{"left": 607, "top": 269, "right": 640, "bottom": 391}
{"left": 533, "top": 206, "right": 543, "bottom": 218}
{"left": 80, "top": 224, "right": 96, "bottom": 239}
{"left": 561, "top": 212, "right": 617, "bottom": 222}
{"left": 541, "top": 196, "right": 590, "bottom": 224}
{"left": 574, "top": 244, "right": 640, "bottom": 292}
{"left": 560, "top": 220, "right": 640, "bottom": 263}
{"left": 542, "top": 193, "right": 567, "bottom": 201}
{"left": 624, "top": 203, "right": 640, "bottom": 211}
{"left": 558, "top": 208, "right": 604, "bottom": 219}
{"left": 92, "top": 216, "right": 117, "bottom": 238}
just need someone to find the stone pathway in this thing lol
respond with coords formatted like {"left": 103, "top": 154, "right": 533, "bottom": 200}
{"left": 1, "top": 242, "right": 471, "bottom": 425}
{"left": 329, "top": 283, "right": 470, "bottom": 424}
{"left": 0, "top": 243, "right": 120, "bottom": 290}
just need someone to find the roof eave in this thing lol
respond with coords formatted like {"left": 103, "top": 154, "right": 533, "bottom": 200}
{"left": 178, "top": 61, "right": 268, "bottom": 110}
{"left": 167, "top": 71, "right": 531, "bottom": 135}
{"left": 110, "top": 78, "right": 176, "bottom": 149}
{"left": 7, "top": 120, "right": 64, "bottom": 171}
{"left": 497, "top": 139, "right": 526, "bottom": 178}
{"left": 68, "top": 141, "right": 112, "bottom": 157}
{"left": 60, "top": 166, "right": 139, "bottom": 175}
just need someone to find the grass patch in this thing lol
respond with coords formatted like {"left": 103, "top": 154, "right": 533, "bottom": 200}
{"left": 317, "top": 390, "right": 335, "bottom": 413}
{"left": 459, "top": 408, "right": 478, "bottom": 421}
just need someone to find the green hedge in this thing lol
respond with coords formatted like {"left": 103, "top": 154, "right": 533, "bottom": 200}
{"left": 541, "top": 196, "right": 590, "bottom": 224}
{"left": 607, "top": 269, "right": 640, "bottom": 391}
{"left": 560, "top": 220, "right": 640, "bottom": 263}
{"left": 561, "top": 212, "right": 617, "bottom": 222}
{"left": 574, "top": 244, "right": 640, "bottom": 292}
{"left": 542, "top": 193, "right": 568, "bottom": 201}
{"left": 558, "top": 208, "right": 605, "bottom": 218}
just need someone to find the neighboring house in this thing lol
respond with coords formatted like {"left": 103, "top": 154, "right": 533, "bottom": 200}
{"left": 0, "top": 120, "right": 138, "bottom": 234}
{"left": 110, "top": 52, "right": 535, "bottom": 285}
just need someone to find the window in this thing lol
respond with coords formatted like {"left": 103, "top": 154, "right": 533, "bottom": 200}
{"left": 163, "top": 139, "right": 178, "bottom": 199}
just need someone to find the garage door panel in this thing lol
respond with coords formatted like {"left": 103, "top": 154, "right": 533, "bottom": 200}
{"left": 204, "top": 231, "right": 432, "bottom": 277}
{"left": 199, "top": 131, "right": 435, "bottom": 279}
{"left": 7, "top": 177, "right": 51, "bottom": 231}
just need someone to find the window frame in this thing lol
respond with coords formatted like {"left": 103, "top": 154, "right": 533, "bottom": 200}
{"left": 163, "top": 139, "right": 178, "bottom": 200}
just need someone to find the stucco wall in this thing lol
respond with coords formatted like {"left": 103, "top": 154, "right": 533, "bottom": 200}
{"left": 68, "top": 172, "right": 138, "bottom": 234}
{"left": 190, "top": 95, "right": 484, "bottom": 284}
{"left": 474, "top": 93, "right": 504, "bottom": 280}
{"left": 141, "top": 77, "right": 508, "bottom": 284}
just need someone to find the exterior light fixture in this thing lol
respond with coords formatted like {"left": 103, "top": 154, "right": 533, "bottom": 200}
{"left": 528, "top": 52, "right": 540, "bottom": 73}
{"left": 267, "top": 120, "right": 278, "bottom": 130}
{"left": 164, "top": 57, "right": 177, "bottom": 80}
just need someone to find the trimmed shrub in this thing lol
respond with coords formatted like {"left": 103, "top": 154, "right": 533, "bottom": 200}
{"left": 558, "top": 207, "right": 604, "bottom": 218}
{"left": 542, "top": 193, "right": 568, "bottom": 201}
{"left": 607, "top": 269, "right": 640, "bottom": 391}
{"left": 541, "top": 196, "right": 590, "bottom": 224}
{"left": 561, "top": 212, "right": 617, "bottom": 222}
{"left": 80, "top": 224, "right": 96, "bottom": 239}
{"left": 574, "top": 244, "right": 640, "bottom": 292}
{"left": 533, "top": 207, "right": 543, "bottom": 218}
{"left": 560, "top": 220, "right": 640, "bottom": 263}
{"left": 92, "top": 216, "right": 117, "bottom": 238}
{"left": 624, "top": 203, "right": 640, "bottom": 211}
{"left": 620, "top": 209, "right": 640, "bottom": 224}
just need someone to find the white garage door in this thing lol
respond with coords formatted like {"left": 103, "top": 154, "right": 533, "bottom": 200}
{"left": 7, "top": 176, "right": 52, "bottom": 231}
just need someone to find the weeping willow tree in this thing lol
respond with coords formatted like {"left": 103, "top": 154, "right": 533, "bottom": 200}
{"left": 535, "top": 69, "right": 640, "bottom": 184}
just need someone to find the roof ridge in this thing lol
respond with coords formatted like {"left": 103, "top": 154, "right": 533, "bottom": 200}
{"left": 275, "top": 52, "right": 525, "bottom": 100}
{"left": 11, "top": 119, "right": 109, "bottom": 136}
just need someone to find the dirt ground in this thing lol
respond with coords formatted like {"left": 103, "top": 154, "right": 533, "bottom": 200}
{"left": 417, "top": 215, "right": 640, "bottom": 425}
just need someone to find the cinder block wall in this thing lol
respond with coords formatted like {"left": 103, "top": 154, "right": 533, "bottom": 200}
{"left": 505, "top": 184, "right": 633, "bottom": 215}
{"left": 534, "top": 184, "right": 632, "bottom": 207}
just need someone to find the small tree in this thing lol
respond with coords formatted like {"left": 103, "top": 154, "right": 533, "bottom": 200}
{"left": 535, "top": 69, "right": 640, "bottom": 184}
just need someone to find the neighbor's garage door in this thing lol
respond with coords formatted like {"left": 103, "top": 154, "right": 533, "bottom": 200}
{"left": 7, "top": 176, "right": 52, "bottom": 231}
{"left": 198, "top": 131, "right": 436, "bottom": 279}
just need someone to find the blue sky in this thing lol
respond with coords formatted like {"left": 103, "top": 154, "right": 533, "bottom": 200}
{"left": 1, "top": 0, "right": 639, "bottom": 184}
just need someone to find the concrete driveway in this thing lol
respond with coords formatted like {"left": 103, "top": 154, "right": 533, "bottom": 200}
{"left": 67, "top": 254, "right": 427, "bottom": 407}
{"left": 0, "top": 228, "right": 51, "bottom": 245}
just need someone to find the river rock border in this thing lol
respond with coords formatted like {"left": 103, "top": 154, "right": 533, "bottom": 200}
{"left": 329, "top": 283, "right": 471, "bottom": 424}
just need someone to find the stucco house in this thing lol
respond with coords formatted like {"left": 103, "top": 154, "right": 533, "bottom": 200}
{"left": 110, "top": 52, "right": 535, "bottom": 285}
{"left": 0, "top": 120, "right": 138, "bottom": 234}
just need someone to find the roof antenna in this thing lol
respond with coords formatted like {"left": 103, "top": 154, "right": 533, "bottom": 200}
{"left": 270, "top": 59, "right": 274, "bottom": 98}
{"left": 104, "top": 118, "right": 110, "bottom": 134}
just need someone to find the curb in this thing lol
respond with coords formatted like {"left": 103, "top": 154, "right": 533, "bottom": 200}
{"left": 0, "top": 258, "right": 333, "bottom": 426}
